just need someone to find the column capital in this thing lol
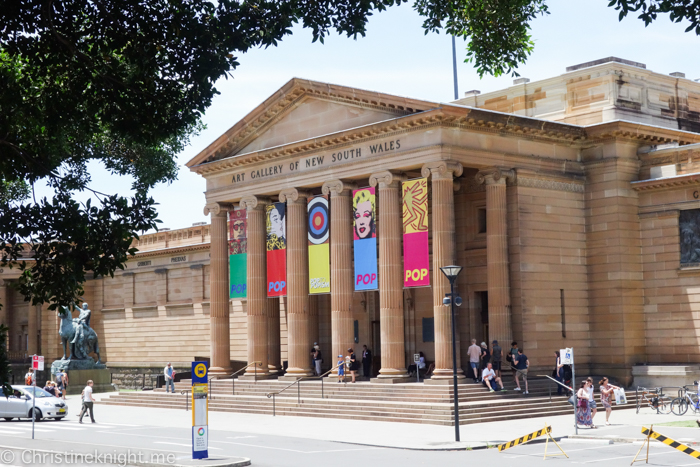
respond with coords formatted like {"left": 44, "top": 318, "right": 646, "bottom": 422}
{"left": 421, "top": 160, "right": 463, "bottom": 180}
{"left": 240, "top": 195, "right": 270, "bottom": 212}
{"left": 0, "top": 279, "right": 5, "bottom": 287}
{"left": 475, "top": 167, "right": 516, "bottom": 186}
{"left": 279, "top": 188, "right": 311, "bottom": 204}
{"left": 322, "top": 179, "right": 357, "bottom": 197}
{"left": 203, "top": 202, "right": 232, "bottom": 216}
{"left": 369, "top": 171, "right": 406, "bottom": 189}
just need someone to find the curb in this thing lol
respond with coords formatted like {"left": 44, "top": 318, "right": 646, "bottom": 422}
{"left": 334, "top": 435, "right": 565, "bottom": 451}
{"left": 134, "top": 456, "right": 251, "bottom": 467}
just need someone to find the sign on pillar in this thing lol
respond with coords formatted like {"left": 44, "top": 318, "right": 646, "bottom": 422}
{"left": 31, "top": 355, "right": 44, "bottom": 371}
{"left": 191, "top": 361, "right": 209, "bottom": 460}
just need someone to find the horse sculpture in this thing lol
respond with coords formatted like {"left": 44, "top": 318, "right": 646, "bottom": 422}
{"left": 57, "top": 304, "right": 102, "bottom": 364}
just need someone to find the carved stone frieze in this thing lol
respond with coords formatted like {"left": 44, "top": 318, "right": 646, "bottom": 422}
{"left": 516, "top": 177, "right": 585, "bottom": 193}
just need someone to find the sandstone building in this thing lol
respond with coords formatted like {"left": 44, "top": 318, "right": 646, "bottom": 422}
{"left": 2, "top": 57, "right": 700, "bottom": 386}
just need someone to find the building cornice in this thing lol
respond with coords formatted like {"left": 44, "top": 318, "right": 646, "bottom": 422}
{"left": 631, "top": 173, "right": 700, "bottom": 192}
{"left": 131, "top": 242, "right": 210, "bottom": 259}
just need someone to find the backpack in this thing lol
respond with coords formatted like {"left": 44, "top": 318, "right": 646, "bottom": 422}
{"left": 25, "top": 374, "right": 32, "bottom": 385}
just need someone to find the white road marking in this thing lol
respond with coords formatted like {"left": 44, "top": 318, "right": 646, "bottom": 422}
{"left": 578, "top": 446, "right": 686, "bottom": 464}
{"left": 154, "top": 442, "right": 222, "bottom": 450}
{"left": 504, "top": 442, "right": 620, "bottom": 458}
{"left": 226, "top": 436, "right": 257, "bottom": 440}
{"left": 213, "top": 440, "right": 380, "bottom": 454}
{"left": 2, "top": 426, "right": 54, "bottom": 432}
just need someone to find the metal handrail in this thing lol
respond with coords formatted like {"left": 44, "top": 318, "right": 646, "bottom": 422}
{"left": 208, "top": 361, "right": 263, "bottom": 399}
{"left": 265, "top": 363, "right": 343, "bottom": 416}
{"left": 538, "top": 374, "right": 573, "bottom": 403}
{"left": 180, "top": 389, "right": 192, "bottom": 411}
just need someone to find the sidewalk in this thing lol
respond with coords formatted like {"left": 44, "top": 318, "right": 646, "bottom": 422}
{"left": 83, "top": 391, "right": 700, "bottom": 450}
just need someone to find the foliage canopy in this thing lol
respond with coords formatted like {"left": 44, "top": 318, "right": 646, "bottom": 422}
{"left": 0, "top": 0, "right": 697, "bottom": 309}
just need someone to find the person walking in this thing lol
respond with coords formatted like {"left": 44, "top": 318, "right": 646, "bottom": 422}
{"left": 24, "top": 368, "right": 35, "bottom": 386}
{"left": 554, "top": 350, "right": 565, "bottom": 395}
{"left": 587, "top": 377, "right": 598, "bottom": 423}
{"left": 576, "top": 380, "right": 594, "bottom": 428}
{"left": 347, "top": 348, "right": 358, "bottom": 383}
{"left": 508, "top": 341, "right": 519, "bottom": 379}
{"left": 78, "top": 380, "right": 96, "bottom": 424}
{"left": 362, "top": 345, "right": 372, "bottom": 378}
{"left": 60, "top": 371, "right": 69, "bottom": 400}
{"left": 164, "top": 363, "right": 176, "bottom": 393}
{"left": 313, "top": 346, "right": 323, "bottom": 377}
{"left": 491, "top": 340, "right": 503, "bottom": 378}
{"left": 480, "top": 342, "right": 491, "bottom": 373}
{"left": 467, "top": 339, "right": 481, "bottom": 382}
{"left": 513, "top": 348, "right": 529, "bottom": 394}
{"left": 599, "top": 377, "right": 620, "bottom": 425}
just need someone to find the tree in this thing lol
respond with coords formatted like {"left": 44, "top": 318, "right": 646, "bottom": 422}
{"left": 0, "top": 0, "right": 695, "bottom": 310}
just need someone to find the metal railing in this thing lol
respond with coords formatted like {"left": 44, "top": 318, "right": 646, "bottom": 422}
{"left": 180, "top": 389, "right": 192, "bottom": 411}
{"left": 208, "top": 361, "right": 263, "bottom": 399}
{"left": 266, "top": 364, "right": 342, "bottom": 416}
{"left": 538, "top": 374, "right": 573, "bottom": 403}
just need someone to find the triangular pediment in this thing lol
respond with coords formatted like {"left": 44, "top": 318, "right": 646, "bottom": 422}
{"left": 236, "top": 96, "right": 403, "bottom": 155}
{"left": 187, "top": 78, "right": 438, "bottom": 168}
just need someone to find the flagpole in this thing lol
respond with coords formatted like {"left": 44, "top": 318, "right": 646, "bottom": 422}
{"left": 452, "top": 35, "right": 458, "bottom": 100}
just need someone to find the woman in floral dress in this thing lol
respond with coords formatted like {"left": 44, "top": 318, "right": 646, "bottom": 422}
{"left": 576, "top": 380, "right": 594, "bottom": 428}
{"left": 599, "top": 377, "right": 620, "bottom": 426}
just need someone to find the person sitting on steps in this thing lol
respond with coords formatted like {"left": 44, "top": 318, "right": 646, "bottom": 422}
{"left": 482, "top": 363, "right": 507, "bottom": 393}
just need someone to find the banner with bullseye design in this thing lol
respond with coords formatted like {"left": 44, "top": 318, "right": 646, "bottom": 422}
{"left": 266, "top": 202, "right": 287, "bottom": 297}
{"left": 228, "top": 209, "right": 247, "bottom": 299}
{"left": 308, "top": 195, "right": 331, "bottom": 294}
{"left": 402, "top": 178, "right": 430, "bottom": 287}
{"left": 353, "top": 187, "right": 378, "bottom": 291}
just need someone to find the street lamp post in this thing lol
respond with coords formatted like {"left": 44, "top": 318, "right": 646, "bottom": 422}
{"left": 440, "top": 265, "right": 463, "bottom": 442}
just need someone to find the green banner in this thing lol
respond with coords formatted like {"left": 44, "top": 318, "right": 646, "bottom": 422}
{"left": 229, "top": 209, "right": 247, "bottom": 299}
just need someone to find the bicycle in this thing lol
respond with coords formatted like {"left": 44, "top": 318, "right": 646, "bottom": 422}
{"left": 671, "top": 384, "right": 700, "bottom": 416}
{"left": 636, "top": 386, "right": 673, "bottom": 414}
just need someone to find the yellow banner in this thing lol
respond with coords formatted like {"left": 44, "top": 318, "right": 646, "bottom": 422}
{"left": 402, "top": 178, "right": 428, "bottom": 234}
{"left": 308, "top": 196, "right": 331, "bottom": 294}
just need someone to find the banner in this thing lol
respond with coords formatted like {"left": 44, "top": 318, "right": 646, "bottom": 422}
{"left": 266, "top": 202, "right": 287, "bottom": 297}
{"left": 308, "top": 196, "right": 331, "bottom": 294}
{"left": 229, "top": 209, "right": 247, "bottom": 299}
{"left": 402, "top": 178, "right": 430, "bottom": 287}
{"left": 353, "top": 187, "right": 378, "bottom": 291}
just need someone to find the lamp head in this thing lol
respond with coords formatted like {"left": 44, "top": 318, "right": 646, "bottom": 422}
{"left": 454, "top": 296, "right": 463, "bottom": 307}
{"left": 440, "top": 265, "right": 463, "bottom": 281}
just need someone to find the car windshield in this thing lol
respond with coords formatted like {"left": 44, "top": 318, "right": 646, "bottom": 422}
{"left": 22, "top": 387, "right": 53, "bottom": 398}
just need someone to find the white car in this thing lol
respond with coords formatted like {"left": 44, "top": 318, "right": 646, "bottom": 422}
{"left": 0, "top": 385, "right": 68, "bottom": 421}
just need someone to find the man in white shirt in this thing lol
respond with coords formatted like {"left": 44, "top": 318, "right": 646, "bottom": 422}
{"left": 164, "top": 363, "right": 176, "bottom": 393}
{"left": 78, "top": 380, "right": 95, "bottom": 424}
{"left": 482, "top": 363, "right": 506, "bottom": 392}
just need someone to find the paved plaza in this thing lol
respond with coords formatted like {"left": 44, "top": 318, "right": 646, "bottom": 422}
{"left": 1, "top": 391, "right": 700, "bottom": 466}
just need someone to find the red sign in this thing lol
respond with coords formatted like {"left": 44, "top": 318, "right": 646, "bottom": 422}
{"left": 32, "top": 355, "right": 44, "bottom": 371}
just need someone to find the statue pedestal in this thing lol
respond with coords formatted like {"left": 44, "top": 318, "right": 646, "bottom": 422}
{"left": 51, "top": 359, "right": 111, "bottom": 394}
{"left": 64, "top": 369, "right": 112, "bottom": 395}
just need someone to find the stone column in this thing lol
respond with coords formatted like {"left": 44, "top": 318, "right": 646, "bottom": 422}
{"left": 240, "top": 196, "right": 270, "bottom": 377}
{"left": 322, "top": 180, "right": 356, "bottom": 376}
{"left": 203, "top": 203, "right": 233, "bottom": 375}
{"left": 476, "top": 168, "right": 515, "bottom": 349}
{"left": 422, "top": 161, "right": 465, "bottom": 380}
{"left": 267, "top": 297, "right": 281, "bottom": 372}
{"left": 27, "top": 302, "right": 38, "bottom": 355}
{"left": 280, "top": 188, "right": 314, "bottom": 378}
{"left": 369, "top": 171, "right": 408, "bottom": 380}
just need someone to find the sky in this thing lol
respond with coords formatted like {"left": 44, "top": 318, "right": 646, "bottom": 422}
{"left": 45, "top": 0, "right": 700, "bottom": 232}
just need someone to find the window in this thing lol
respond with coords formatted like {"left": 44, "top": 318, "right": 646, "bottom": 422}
{"left": 477, "top": 208, "right": 487, "bottom": 233}
{"left": 422, "top": 318, "right": 435, "bottom": 342}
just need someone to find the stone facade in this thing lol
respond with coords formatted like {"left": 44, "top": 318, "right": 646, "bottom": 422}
{"left": 3, "top": 59, "right": 700, "bottom": 386}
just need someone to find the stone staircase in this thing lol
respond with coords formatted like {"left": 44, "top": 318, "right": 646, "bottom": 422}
{"left": 99, "top": 376, "right": 637, "bottom": 426}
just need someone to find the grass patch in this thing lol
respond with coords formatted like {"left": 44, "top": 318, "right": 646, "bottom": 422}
{"left": 655, "top": 420, "right": 699, "bottom": 428}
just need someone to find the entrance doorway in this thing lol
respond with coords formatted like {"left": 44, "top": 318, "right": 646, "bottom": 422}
{"left": 475, "top": 291, "right": 489, "bottom": 345}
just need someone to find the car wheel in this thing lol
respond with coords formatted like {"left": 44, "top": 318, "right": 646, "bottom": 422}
{"left": 30, "top": 408, "right": 42, "bottom": 421}
{"left": 3, "top": 417, "right": 12, "bottom": 421}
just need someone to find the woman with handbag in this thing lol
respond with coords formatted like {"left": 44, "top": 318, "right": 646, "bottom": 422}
{"left": 599, "top": 377, "right": 620, "bottom": 426}
{"left": 576, "top": 380, "right": 594, "bottom": 428}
